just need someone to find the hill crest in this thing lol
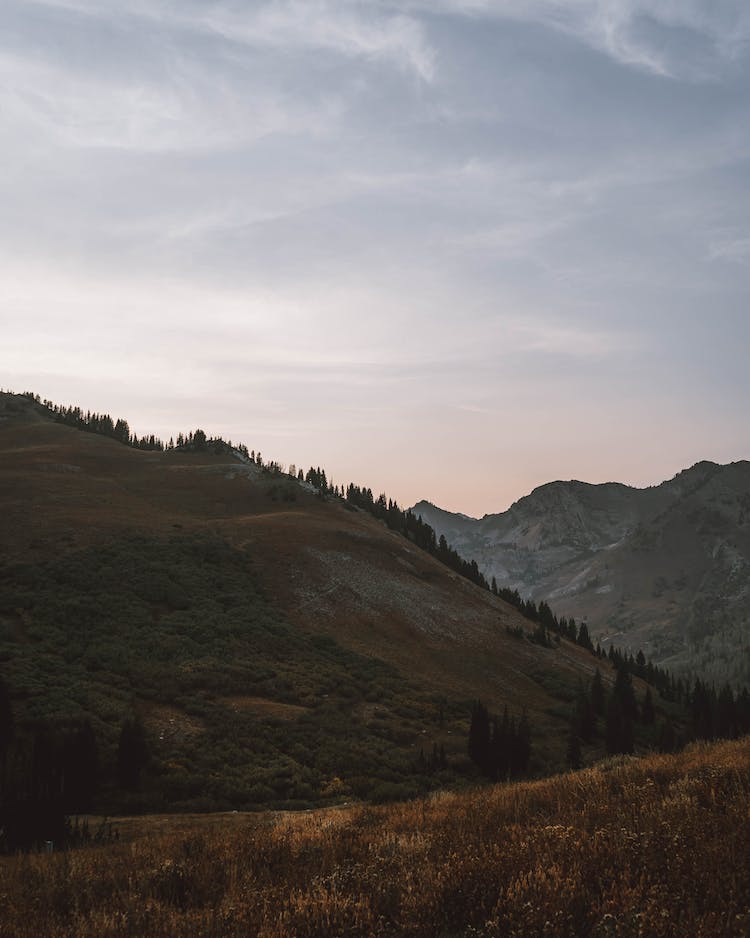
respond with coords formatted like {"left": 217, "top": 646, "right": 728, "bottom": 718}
{"left": 0, "top": 390, "right": 622, "bottom": 812}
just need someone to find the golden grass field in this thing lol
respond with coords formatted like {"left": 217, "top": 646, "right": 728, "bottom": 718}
{"left": 1, "top": 737, "right": 748, "bottom": 937}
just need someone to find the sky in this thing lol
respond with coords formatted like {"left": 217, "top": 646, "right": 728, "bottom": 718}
{"left": 2, "top": 0, "right": 750, "bottom": 516}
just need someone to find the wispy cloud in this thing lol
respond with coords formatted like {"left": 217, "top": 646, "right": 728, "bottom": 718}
{"left": 407, "top": 0, "right": 750, "bottom": 80}
{"left": 709, "top": 232, "right": 750, "bottom": 264}
{"left": 200, "top": 2, "right": 436, "bottom": 82}
{"left": 23, "top": 0, "right": 436, "bottom": 81}
{"left": 499, "top": 317, "right": 638, "bottom": 358}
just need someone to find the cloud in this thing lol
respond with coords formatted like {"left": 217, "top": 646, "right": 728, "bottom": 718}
{"left": 497, "top": 317, "right": 639, "bottom": 359}
{"left": 0, "top": 39, "right": 347, "bottom": 154}
{"left": 22, "top": 0, "right": 436, "bottom": 81}
{"left": 201, "top": 1, "right": 436, "bottom": 82}
{"left": 709, "top": 233, "right": 750, "bottom": 264}
{"left": 405, "top": 0, "right": 750, "bottom": 80}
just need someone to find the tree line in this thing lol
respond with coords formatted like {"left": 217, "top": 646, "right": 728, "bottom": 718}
{"left": 0, "top": 673, "right": 149, "bottom": 852}
{"left": 20, "top": 392, "right": 250, "bottom": 459}
{"left": 564, "top": 661, "right": 750, "bottom": 770}
{"left": 468, "top": 701, "right": 531, "bottom": 780}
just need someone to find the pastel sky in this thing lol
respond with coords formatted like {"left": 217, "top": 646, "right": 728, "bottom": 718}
{"left": 2, "top": 0, "right": 749, "bottom": 515}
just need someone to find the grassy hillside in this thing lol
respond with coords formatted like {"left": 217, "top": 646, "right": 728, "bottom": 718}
{"left": 1, "top": 737, "right": 748, "bottom": 936}
{"left": 0, "top": 392, "right": 660, "bottom": 814}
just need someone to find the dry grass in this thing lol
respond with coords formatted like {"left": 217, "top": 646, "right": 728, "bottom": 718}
{"left": 2, "top": 738, "right": 749, "bottom": 937}
{"left": 219, "top": 696, "right": 310, "bottom": 720}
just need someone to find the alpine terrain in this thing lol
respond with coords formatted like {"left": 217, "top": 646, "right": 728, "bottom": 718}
{"left": 414, "top": 461, "right": 750, "bottom": 686}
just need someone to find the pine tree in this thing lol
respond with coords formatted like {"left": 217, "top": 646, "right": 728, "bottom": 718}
{"left": 516, "top": 710, "right": 531, "bottom": 774}
{"left": 574, "top": 686, "right": 596, "bottom": 743}
{"left": 716, "top": 684, "right": 736, "bottom": 739}
{"left": 468, "top": 700, "right": 491, "bottom": 776}
{"left": 577, "top": 622, "right": 594, "bottom": 652}
{"left": 657, "top": 718, "right": 677, "bottom": 753}
{"left": 613, "top": 665, "right": 638, "bottom": 722}
{"left": 689, "top": 679, "right": 714, "bottom": 740}
{"left": 566, "top": 732, "right": 582, "bottom": 770}
{"left": 605, "top": 697, "right": 634, "bottom": 755}
{"left": 641, "top": 686, "right": 655, "bottom": 725}
{"left": 117, "top": 716, "right": 149, "bottom": 790}
{"left": 0, "top": 673, "right": 13, "bottom": 761}
{"left": 591, "top": 668, "right": 606, "bottom": 716}
{"left": 61, "top": 721, "right": 98, "bottom": 813}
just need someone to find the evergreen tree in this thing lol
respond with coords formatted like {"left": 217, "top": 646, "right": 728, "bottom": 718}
{"left": 468, "top": 700, "right": 491, "bottom": 775}
{"left": 613, "top": 665, "right": 638, "bottom": 722}
{"left": 716, "top": 684, "right": 736, "bottom": 739}
{"left": 0, "top": 673, "right": 13, "bottom": 762}
{"left": 657, "top": 718, "right": 677, "bottom": 753}
{"left": 689, "top": 679, "right": 714, "bottom": 740}
{"left": 117, "top": 716, "right": 149, "bottom": 790}
{"left": 573, "top": 684, "right": 596, "bottom": 743}
{"left": 591, "top": 668, "right": 606, "bottom": 716}
{"left": 113, "top": 418, "right": 130, "bottom": 444}
{"left": 605, "top": 696, "right": 634, "bottom": 755}
{"left": 61, "top": 721, "right": 98, "bottom": 813}
{"left": 516, "top": 710, "right": 531, "bottom": 775}
{"left": 566, "top": 732, "right": 582, "bottom": 770}
{"left": 492, "top": 709, "right": 510, "bottom": 779}
{"left": 603, "top": 665, "right": 638, "bottom": 755}
{"left": 641, "top": 686, "right": 655, "bottom": 725}
{"left": 576, "top": 622, "right": 594, "bottom": 652}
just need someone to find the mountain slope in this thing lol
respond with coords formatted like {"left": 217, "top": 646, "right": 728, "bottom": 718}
{"left": 414, "top": 461, "right": 750, "bottom": 685}
{"left": 0, "top": 393, "right": 613, "bottom": 811}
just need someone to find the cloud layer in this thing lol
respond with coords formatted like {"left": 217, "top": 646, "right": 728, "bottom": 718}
{"left": 2, "top": 0, "right": 749, "bottom": 512}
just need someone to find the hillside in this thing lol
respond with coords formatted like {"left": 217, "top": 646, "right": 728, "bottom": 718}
{"left": 0, "top": 392, "right": 618, "bottom": 813}
{"left": 413, "top": 460, "right": 750, "bottom": 685}
{"left": 2, "top": 737, "right": 748, "bottom": 936}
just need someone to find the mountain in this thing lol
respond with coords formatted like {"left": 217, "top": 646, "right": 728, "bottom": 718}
{"left": 413, "top": 460, "right": 750, "bottom": 686}
{"left": 0, "top": 392, "right": 615, "bottom": 813}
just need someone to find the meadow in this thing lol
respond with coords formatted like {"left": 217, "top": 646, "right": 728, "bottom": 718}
{"left": 1, "top": 737, "right": 748, "bottom": 937}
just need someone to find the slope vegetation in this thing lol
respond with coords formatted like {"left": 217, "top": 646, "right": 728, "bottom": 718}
{"left": 0, "top": 393, "right": 611, "bottom": 810}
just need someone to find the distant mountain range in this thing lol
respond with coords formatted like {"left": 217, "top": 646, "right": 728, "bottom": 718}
{"left": 414, "top": 461, "right": 750, "bottom": 686}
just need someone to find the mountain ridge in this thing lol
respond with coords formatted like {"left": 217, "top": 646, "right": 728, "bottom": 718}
{"left": 413, "top": 460, "right": 750, "bottom": 686}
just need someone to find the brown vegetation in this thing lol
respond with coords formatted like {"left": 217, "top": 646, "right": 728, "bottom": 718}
{"left": 2, "top": 738, "right": 749, "bottom": 937}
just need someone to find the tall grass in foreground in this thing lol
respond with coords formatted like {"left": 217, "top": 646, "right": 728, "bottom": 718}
{"left": 1, "top": 738, "right": 749, "bottom": 937}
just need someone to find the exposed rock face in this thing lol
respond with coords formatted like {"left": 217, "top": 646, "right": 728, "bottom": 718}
{"left": 414, "top": 461, "right": 750, "bottom": 685}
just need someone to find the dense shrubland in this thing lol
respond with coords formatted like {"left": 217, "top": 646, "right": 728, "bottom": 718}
{"left": 0, "top": 536, "right": 467, "bottom": 831}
